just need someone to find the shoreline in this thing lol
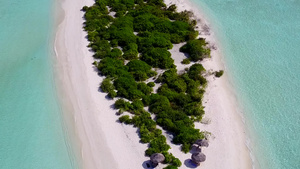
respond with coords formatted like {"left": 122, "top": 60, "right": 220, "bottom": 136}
{"left": 53, "top": 0, "right": 117, "bottom": 168}
{"left": 53, "top": 0, "right": 253, "bottom": 169}
{"left": 165, "top": 0, "right": 253, "bottom": 168}
{"left": 53, "top": 0, "right": 148, "bottom": 168}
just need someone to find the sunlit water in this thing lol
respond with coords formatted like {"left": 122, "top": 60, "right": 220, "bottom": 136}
{"left": 0, "top": 0, "right": 76, "bottom": 168}
{"left": 192, "top": 0, "right": 300, "bottom": 168}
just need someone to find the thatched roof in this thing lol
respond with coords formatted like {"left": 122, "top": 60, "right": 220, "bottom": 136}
{"left": 195, "top": 139, "right": 209, "bottom": 147}
{"left": 191, "top": 152, "right": 206, "bottom": 163}
{"left": 150, "top": 153, "right": 165, "bottom": 164}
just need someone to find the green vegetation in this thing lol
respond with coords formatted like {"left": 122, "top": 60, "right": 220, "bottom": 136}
{"left": 83, "top": 0, "right": 211, "bottom": 166}
{"left": 100, "top": 78, "right": 117, "bottom": 98}
{"left": 180, "top": 38, "right": 210, "bottom": 61}
{"left": 181, "top": 58, "right": 191, "bottom": 64}
{"left": 127, "top": 60, "right": 157, "bottom": 81}
{"left": 141, "top": 48, "right": 174, "bottom": 69}
{"left": 163, "top": 165, "right": 178, "bottom": 169}
{"left": 215, "top": 70, "right": 224, "bottom": 77}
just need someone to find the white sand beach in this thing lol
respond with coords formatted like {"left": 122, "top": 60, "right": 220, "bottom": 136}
{"left": 54, "top": 0, "right": 253, "bottom": 168}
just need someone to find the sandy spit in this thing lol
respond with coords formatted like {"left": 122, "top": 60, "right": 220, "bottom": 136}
{"left": 53, "top": 0, "right": 253, "bottom": 168}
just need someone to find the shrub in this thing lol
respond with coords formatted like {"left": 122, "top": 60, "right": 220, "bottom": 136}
{"left": 110, "top": 39, "right": 118, "bottom": 47}
{"left": 141, "top": 48, "right": 174, "bottom": 69}
{"left": 92, "top": 40, "right": 111, "bottom": 58}
{"left": 123, "top": 50, "right": 138, "bottom": 60}
{"left": 108, "top": 90, "right": 117, "bottom": 98}
{"left": 97, "top": 57, "right": 127, "bottom": 78}
{"left": 115, "top": 99, "right": 133, "bottom": 111}
{"left": 132, "top": 99, "right": 144, "bottom": 111}
{"left": 139, "top": 125, "right": 154, "bottom": 143}
{"left": 145, "top": 135, "right": 170, "bottom": 156}
{"left": 119, "top": 115, "right": 132, "bottom": 124}
{"left": 181, "top": 58, "right": 190, "bottom": 64}
{"left": 180, "top": 38, "right": 210, "bottom": 61}
{"left": 163, "top": 165, "right": 178, "bottom": 169}
{"left": 114, "top": 76, "right": 143, "bottom": 99}
{"left": 123, "top": 43, "right": 139, "bottom": 60}
{"left": 187, "top": 64, "right": 205, "bottom": 81}
{"left": 107, "top": 48, "right": 123, "bottom": 59}
{"left": 82, "top": 6, "right": 89, "bottom": 11}
{"left": 148, "top": 94, "right": 171, "bottom": 114}
{"left": 127, "top": 60, "right": 156, "bottom": 81}
{"left": 138, "top": 83, "right": 153, "bottom": 95}
{"left": 109, "top": 27, "right": 136, "bottom": 46}
{"left": 138, "top": 33, "right": 173, "bottom": 52}
{"left": 100, "top": 78, "right": 115, "bottom": 93}
{"left": 181, "top": 143, "right": 191, "bottom": 153}
{"left": 147, "top": 82, "right": 155, "bottom": 87}
{"left": 131, "top": 111, "right": 156, "bottom": 130}
{"left": 162, "top": 152, "right": 173, "bottom": 163}
{"left": 167, "top": 4, "right": 177, "bottom": 12}
{"left": 215, "top": 70, "right": 224, "bottom": 77}
{"left": 171, "top": 157, "right": 182, "bottom": 167}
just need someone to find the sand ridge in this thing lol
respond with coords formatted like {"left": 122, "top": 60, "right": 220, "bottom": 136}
{"left": 54, "top": 0, "right": 253, "bottom": 168}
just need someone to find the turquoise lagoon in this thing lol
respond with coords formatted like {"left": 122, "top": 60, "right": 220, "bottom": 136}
{"left": 191, "top": 0, "right": 300, "bottom": 168}
{"left": 0, "top": 0, "right": 77, "bottom": 168}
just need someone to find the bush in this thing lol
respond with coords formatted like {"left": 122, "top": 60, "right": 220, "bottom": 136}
{"left": 215, "top": 70, "right": 224, "bottom": 77}
{"left": 171, "top": 157, "right": 182, "bottom": 167}
{"left": 138, "top": 33, "right": 173, "bottom": 52}
{"left": 115, "top": 99, "right": 133, "bottom": 111}
{"left": 123, "top": 43, "right": 139, "bottom": 60}
{"left": 100, "top": 78, "right": 115, "bottom": 93}
{"left": 123, "top": 50, "right": 138, "bottom": 60}
{"left": 127, "top": 60, "right": 156, "bottom": 81}
{"left": 145, "top": 135, "right": 170, "bottom": 156}
{"left": 97, "top": 57, "right": 127, "bottom": 78}
{"left": 181, "top": 58, "right": 190, "bottom": 64}
{"left": 109, "top": 27, "right": 136, "bottom": 46}
{"left": 181, "top": 143, "right": 191, "bottom": 153}
{"left": 114, "top": 76, "right": 143, "bottom": 99}
{"left": 180, "top": 38, "right": 210, "bottom": 61}
{"left": 108, "top": 90, "right": 117, "bottom": 98}
{"left": 147, "top": 82, "right": 155, "bottom": 87}
{"left": 163, "top": 165, "right": 178, "bottom": 169}
{"left": 82, "top": 6, "right": 89, "bottom": 11}
{"left": 139, "top": 125, "right": 154, "bottom": 143}
{"left": 138, "top": 83, "right": 153, "bottom": 95}
{"left": 141, "top": 48, "right": 174, "bottom": 69}
{"left": 188, "top": 64, "right": 205, "bottom": 81}
{"left": 132, "top": 99, "right": 144, "bottom": 111}
{"left": 119, "top": 115, "right": 132, "bottom": 124}
{"left": 162, "top": 152, "right": 173, "bottom": 163}
{"left": 148, "top": 94, "right": 171, "bottom": 114}
{"left": 107, "top": 48, "right": 123, "bottom": 59}
{"left": 110, "top": 39, "right": 118, "bottom": 47}
{"left": 92, "top": 40, "right": 111, "bottom": 58}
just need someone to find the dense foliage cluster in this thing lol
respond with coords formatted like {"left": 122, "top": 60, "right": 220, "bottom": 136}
{"left": 215, "top": 70, "right": 224, "bottom": 77}
{"left": 179, "top": 38, "right": 210, "bottom": 61}
{"left": 83, "top": 0, "right": 211, "bottom": 167}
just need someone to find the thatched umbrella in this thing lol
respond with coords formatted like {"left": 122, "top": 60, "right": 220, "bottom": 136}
{"left": 195, "top": 139, "right": 209, "bottom": 147}
{"left": 191, "top": 152, "right": 206, "bottom": 165}
{"left": 150, "top": 153, "right": 165, "bottom": 167}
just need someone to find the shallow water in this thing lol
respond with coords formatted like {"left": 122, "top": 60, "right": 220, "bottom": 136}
{"left": 192, "top": 0, "right": 300, "bottom": 168}
{"left": 0, "top": 0, "right": 76, "bottom": 168}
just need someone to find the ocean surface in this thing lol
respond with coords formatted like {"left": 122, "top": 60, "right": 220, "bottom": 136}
{"left": 0, "top": 0, "right": 76, "bottom": 168}
{"left": 192, "top": 0, "right": 300, "bottom": 168}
